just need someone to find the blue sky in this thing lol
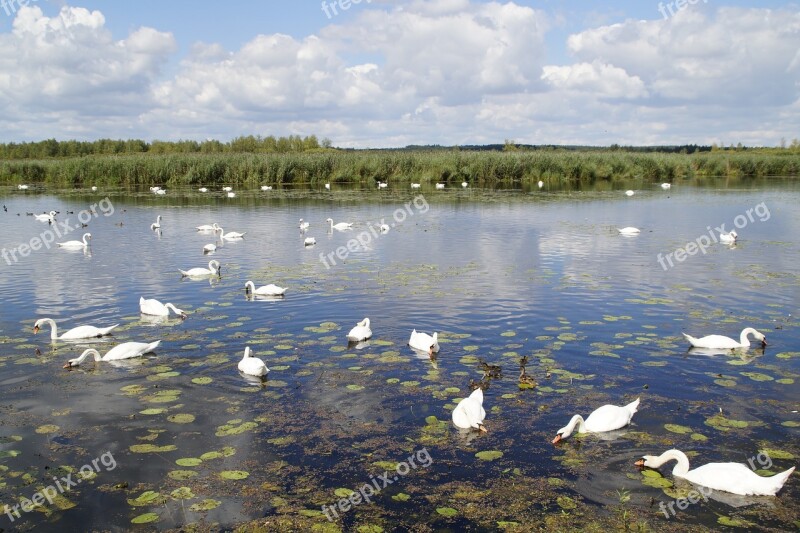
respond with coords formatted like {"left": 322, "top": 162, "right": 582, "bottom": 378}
{"left": 0, "top": 1, "right": 798, "bottom": 147}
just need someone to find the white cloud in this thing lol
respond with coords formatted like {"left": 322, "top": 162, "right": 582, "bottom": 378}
{"left": 0, "top": 2, "right": 798, "bottom": 147}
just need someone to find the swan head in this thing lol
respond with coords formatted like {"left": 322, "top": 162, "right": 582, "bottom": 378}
{"left": 749, "top": 328, "right": 767, "bottom": 346}
{"left": 33, "top": 318, "right": 46, "bottom": 334}
{"left": 552, "top": 415, "right": 582, "bottom": 444}
{"left": 634, "top": 455, "right": 659, "bottom": 468}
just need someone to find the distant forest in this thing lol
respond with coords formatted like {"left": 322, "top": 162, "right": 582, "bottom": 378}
{"left": 2, "top": 135, "right": 799, "bottom": 160}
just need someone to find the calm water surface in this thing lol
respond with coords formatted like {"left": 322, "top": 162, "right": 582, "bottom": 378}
{"left": 0, "top": 182, "right": 798, "bottom": 531}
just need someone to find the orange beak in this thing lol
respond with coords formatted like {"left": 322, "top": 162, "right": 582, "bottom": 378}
{"left": 634, "top": 459, "right": 645, "bottom": 467}
{"left": 63, "top": 362, "right": 72, "bottom": 369}
{"left": 33, "top": 326, "right": 39, "bottom": 334}
{"left": 552, "top": 434, "right": 562, "bottom": 445}
{"left": 479, "top": 425, "right": 487, "bottom": 433}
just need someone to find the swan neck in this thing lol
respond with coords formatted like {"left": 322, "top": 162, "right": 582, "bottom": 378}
{"left": 655, "top": 450, "right": 690, "bottom": 476}
{"left": 43, "top": 318, "right": 58, "bottom": 339}
{"left": 563, "top": 415, "right": 585, "bottom": 437}
{"left": 740, "top": 328, "right": 756, "bottom": 345}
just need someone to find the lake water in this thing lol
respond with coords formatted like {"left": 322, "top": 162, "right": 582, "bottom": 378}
{"left": 0, "top": 181, "right": 798, "bottom": 531}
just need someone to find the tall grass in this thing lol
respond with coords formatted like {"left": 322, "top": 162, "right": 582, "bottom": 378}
{"left": 1, "top": 150, "right": 798, "bottom": 187}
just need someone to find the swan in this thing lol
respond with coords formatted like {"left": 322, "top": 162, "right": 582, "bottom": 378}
{"left": 227, "top": 192, "right": 236, "bottom": 198}
{"left": 347, "top": 318, "right": 372, "bottom": 341}
{"left": 151, "top": 215, "right": 162, "bottom": 230}
{"left": 411, "top": 183, "right": 421, "bottom": 189}
{"left": 203, "top": 243, "right": 216, "bottom": 254}
{"left": 435, "top": 183, "right": 445, "bottom": 189}
{"left": 261, "top": 185, "right": 273, "bottom": 191}
{"left": 140, "top": 297, "right": 187, "bottom": 318}
{"left": 57, "top": 233, "right": 91, "bottom": 249}
{"left": 625, "top": 190, "right": 635, "bottom": 196}
{"left": 552, "top": 398, "right": 640, "bottom": 444}
{"left": 461, "top": 182, "right": 468, "bottom": 188}
{"left": 661, "top": 183, "right": 671, "bottom": 190}
{"left": 299, "top": 219, "right": 310, "bottom": 230}
{"left": 91, "top": 186, "right": 98, "bottom": 191}
{"left": 326, "top": 218, "right": 353, "bottom": 231}
{"left": 238, "top": 346, "right": 269, "bottom": 376}
{"left": 35, "top": 211, "right": 57, "bottom": 222}
{"left": 635, "top": 449, "right": 795, "bottom": 496}
{"left": 17, "top": 184, "right": 29, "bottom": 190}
{"left": 245, "top": 280, "right": 287, "bottom": 297}
{"left": 452, "top": 388, "right": 487, "bottom": 431}
{"left": 155, "top": 189, "right": 166, "bottom": 195}
{"left": 222, "top": 186, "right": 233, "bottom": 192}
{"left": 538, "top": 180, "right": 544, "bottom": 189}
{"left": 196, "top": 223, "right": 219, "bottom": 232}
{"left": 409, "top": 329, "right": 439, "bottom": 354}
{"left": 33, "top": 318, "right": 118, "bottom": 340}
{"left": 618, "top": 227, "right": 641, "bottom": 235}
{"left": 198, "top": 187, "right": 208, "bottom": 192}
{"left": 216, "top": 227, "right": 246, "bottom": 240}
{"left": 64, "top": 341, "right": 161, "bottom": 368}
{"left": 324, "top": 183, "right": 331, "bottom": 190}
{"left": 683, "top": 328, "right": 766, "bottom": 350}
{"left": 304, "top": 237, "right": 316, "bottom": 246}
{"left": 149, "top": 186, "right": 161, "bottom": 193}
{"left": 380, "top": 224, "right": 390, "bottom": 233}
{"left": 720, "top": 230, "right": 738, "bottom": 244}
{"left": 179, "top": 260, "right": 221, "bottom": 277}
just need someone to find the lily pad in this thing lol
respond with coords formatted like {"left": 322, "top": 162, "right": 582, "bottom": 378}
{"left": 170, "top": 487, "right": 196, "bottom": 500}
{"left": 167, "top": 414, "right": 196, "bottom": 424}
{"left": 220, "top": 470, "right": 249, "bottom": 480}
{"left": 131, "top": 512, "right": 160, "bottom": 524}
{"left": 189, "top": 499, "right": 221, "bottom": 511}
{"left": 436, "top": 507, "right": 458, "bottom": 517}
{"left": 130, "top": 444, "right": 177, "bottom": 454}
{"left": 175, "top": 458, "right": 203, "bottom": 467}
{"left": 664, "top": 424, "right": 692, "bottom": 434}
{"left": 475, "top": 450, "right": 503, "bottom": 461}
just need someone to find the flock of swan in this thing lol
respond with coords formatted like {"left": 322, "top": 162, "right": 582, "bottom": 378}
{"left": 25, "top": 184, "right": 795, "bottom": 506}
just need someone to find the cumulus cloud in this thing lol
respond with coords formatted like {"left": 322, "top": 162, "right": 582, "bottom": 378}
{"left": 0, "top": 2, "right": 798, "bottom": 147}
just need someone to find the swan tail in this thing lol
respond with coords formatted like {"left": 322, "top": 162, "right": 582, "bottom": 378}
{"left": 682, "top": 332, "right": 698, "bottom": 346}
{"left": 625, "top": 397, "right": 641, "bottom": 415}
{"left": 145, "top": 340, "right": 161, "bottom": 354}
{"left": 105, "top": 324, "right": 120, "bottom": 335}
{"left": 768, "top": 466, "right": 795, "bottom": 494}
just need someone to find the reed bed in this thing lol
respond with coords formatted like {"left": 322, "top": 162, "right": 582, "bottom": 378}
{"left": 2, "top": 150, "right": 799, "bottom": 187}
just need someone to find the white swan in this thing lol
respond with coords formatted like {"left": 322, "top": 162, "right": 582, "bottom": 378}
{"left": 216, "top": 227, "right": 246, "bottom": 240}
{"left": 378, "top": 182, "right": 388, "bottom": 188}
{"left": 196, "top": 222, "right": 219, "bottom": 232}
{"left": 139, "top": 297, "right": 187, "bottom": 318}
{"left": 538, "top": 180, "right": 544, "bottom": 188}
{"left": 683, "top": 328, "right": 766, "bottom": 350}
{"left": 461, "top": 182, "right": 468, "bottom": 188}
{"left": 326, "top": 218, "right": 353, "bottom": 231}
{"left": 553, "top": 398, "right": 640, "bottom": 444}
{"left": 261, "top": 185, "right": 273, "bottom": 191}
{"left": 203, "top": 243, "right": 216, "bottom": 254}
{"left": 227, "top": 192, "right": 236, "bottom": 198}
{"left": 625, "top": 190, "right": 635, "bottom": 196}
{"left": 347, "top": 318, "right": 372, "bottom": 341}
{"left": 17, "top": 184, "right": 29, "bottom": 190}
{"left": 57, "top": 233, "right": 91, "bottom": 249}
{"left": 64, "top": 341, "right": 161, "bottom": 368}
{"left": 411, "top": 183, "right": 421, "bottom": 189}
{"left": 720, "top": 230, "right": 738, "bottom": 244}
{"left": 435, "top": 183, "right": 445, "bottom": 189}
{"left": 35, "top": 211, "right": 57, "bottom": 222}
{"left": 409, "top": 329, "right": 439, "bottom": 354}
{"left": 379, "top": 224, "right": 390, "bottom": 233}
{"left": 635, "top": 449, "right": 795, "bottom": 496}
{"left": 151, "top": 215, "right": 162, "bottom": 230}
{"left": 299, "top": 219, "right": 310, "bottom": 230}
{"left": 661, "top": 183, "right": 671, "bottom": 190}
{"left": 149, "top": 186, "right": 162, "bottom": 193}
{"left": 238, "top": 346, "right": 269, "bottom": 376}
{"left": 180, "top": 260, "right": 221, "bottom": 277}
{"left": 91, "top": 186, "right": 98, "bottom": 192}
{"left": 452, "top": 388, "right": 487, "bottom": 431}
{"left": 304, "top": 237, "right": 316, "bottom": 246}
{"left": 222, "top": 186, "right": 233, "bottom": 192}
{"left": 155, "top": 189, "right": 166, "bottom": 195}
{"left": 33, "top": 318, "right": 118, "bottom": 340}
{"left": 618, "top": 227, "right": 641, "bottom": 235}
{"left": 245, "top": 280, "right": 287, "bottom": 297}
{"left": 324, "top": 183, "right": 331, "bottom": 190}
{"left": 198, "top": 187, "right": 208, "bottom": 192}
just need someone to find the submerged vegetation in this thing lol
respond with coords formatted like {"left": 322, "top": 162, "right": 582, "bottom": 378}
{"left": 0, "top": 136, "right": 799, "bottom": 187}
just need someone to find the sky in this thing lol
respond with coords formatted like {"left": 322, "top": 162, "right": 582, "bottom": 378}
{"left": 0, "top": 0, "right": 798, "bottom": 147}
